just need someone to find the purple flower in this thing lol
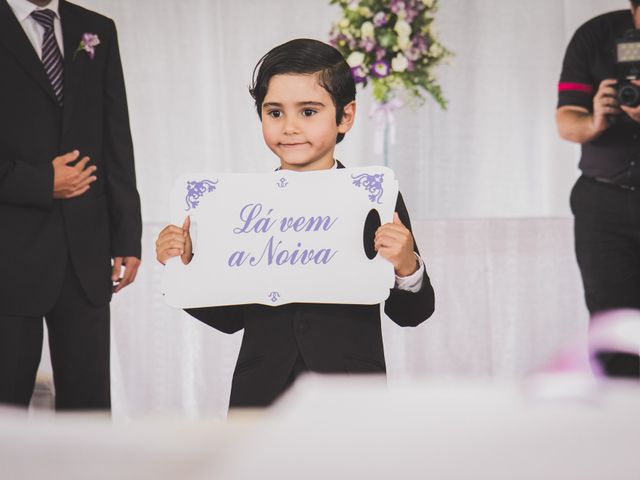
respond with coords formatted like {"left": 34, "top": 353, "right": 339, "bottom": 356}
{"left": 330, "top": 33, "right": 352, "bottom": 49}
{"left": 406, "top": 0, "right": 428, "bottom": 21}
{"left": 361, "top": 37, "right": 376, "bottom": 53}
{"left": 74, "top": 33, "right": 100, "bottom": 60}
{"left": 404, "top": 9, "right": 417, "bottom": 23}
{"left": 373, "top": 11, "right": 389, "bottom": 27}
{"left": 413, "top": 35, "right": 428, "bottom": 53}
{"left": 390, "top": 0, "right": 406, "bottom": 15}
{"left": 372, "top": 60, "right": 390, "bottom": 78}
{"left": 351, "top": 66, "right": 368, "bottom": 85}
{"left": 405, "top": 35, "right": 430, "bottom": 61}
{"left": 390, "top": 0, "right": 420, "bottom": 21}
{"left": 375, "top": 47, "right": 386, "bottom": 61}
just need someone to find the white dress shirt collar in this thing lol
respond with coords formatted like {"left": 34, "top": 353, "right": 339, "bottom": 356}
{"left": 6, "top": 0, "right": 64, "bottom": 59}
{"left": 6, "top": 0, "right": 60, "bottom": 22}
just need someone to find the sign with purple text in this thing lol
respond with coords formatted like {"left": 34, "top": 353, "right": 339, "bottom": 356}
{"left": 161, "top": 167, "right": 399, "bottom": 308}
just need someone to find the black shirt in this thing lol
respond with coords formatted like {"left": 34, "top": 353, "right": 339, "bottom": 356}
{"left": 558, "top": 10, "right": 640, "bottom": 185}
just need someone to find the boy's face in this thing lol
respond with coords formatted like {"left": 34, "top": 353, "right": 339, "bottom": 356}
{"left": 261, "top": 73, "right": 355, "bottom": 171}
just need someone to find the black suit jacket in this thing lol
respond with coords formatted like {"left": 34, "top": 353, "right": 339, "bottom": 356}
{"left": 187, "top": 165, "right": 435, "bottom": 407}
{"left": 0, "top": 1, "right": 142, "bottom": 315}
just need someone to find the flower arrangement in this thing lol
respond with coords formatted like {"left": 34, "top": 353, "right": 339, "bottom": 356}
{"left": 329, "top": 0, "right": 450, "bottom": 108}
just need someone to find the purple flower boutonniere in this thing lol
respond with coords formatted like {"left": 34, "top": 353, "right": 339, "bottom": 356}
{"left": 74, "top": 33, "right": 100, "bottom": 60}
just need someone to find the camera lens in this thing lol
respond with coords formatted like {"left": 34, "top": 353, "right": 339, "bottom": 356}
{"left": 618, "top": 84, "right": 640, "bottom": 107}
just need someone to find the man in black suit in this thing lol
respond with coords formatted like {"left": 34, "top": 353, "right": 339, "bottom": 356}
{"left": 0, "top": 0, "right": 142, "bottom": 410}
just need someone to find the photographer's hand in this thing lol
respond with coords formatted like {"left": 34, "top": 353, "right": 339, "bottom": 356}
{"left": 620, "top": 79, "right": 640, "bottom": 123}
{"left": 592, "top": 78, "right": 620, "bottom": 132}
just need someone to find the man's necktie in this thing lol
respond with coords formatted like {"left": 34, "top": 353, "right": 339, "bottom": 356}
{"left": 30, "top": 9, "right": 63, "bottom": 105}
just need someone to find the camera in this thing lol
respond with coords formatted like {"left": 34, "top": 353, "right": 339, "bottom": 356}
{"left": 616, "top": 29, "right": 640, "bottom": 107}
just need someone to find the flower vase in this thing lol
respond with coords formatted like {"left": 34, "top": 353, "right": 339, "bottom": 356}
{"left": 372, "top": 97, "right": 402, "bottom": 167}
{"left": 383, "top": 114, "right": 390, "bottom": 167}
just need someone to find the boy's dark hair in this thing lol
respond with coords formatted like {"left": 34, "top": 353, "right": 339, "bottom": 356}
{"left": 249, "top": 38, "right": 356, "bottom": 144}
{"left": 632, "top": 0, "right": 640, "bottom": 8}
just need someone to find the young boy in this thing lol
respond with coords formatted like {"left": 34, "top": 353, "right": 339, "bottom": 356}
{"left": 155, "top": 39, "right": 435, "bottom": 408}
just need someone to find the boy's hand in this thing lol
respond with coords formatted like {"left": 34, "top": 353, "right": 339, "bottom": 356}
{"left": 155, "top": 216, "right": 193, "bottom": 265}
{"left": 374, "top": 212, "right": 417, "bottom": 277}
{"left": 52, "top": 150, "right": 97, "bottom": 199}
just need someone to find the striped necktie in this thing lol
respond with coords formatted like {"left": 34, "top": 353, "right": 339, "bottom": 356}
{"left": 30, "top": 9, "right": 64, "bottom": 106}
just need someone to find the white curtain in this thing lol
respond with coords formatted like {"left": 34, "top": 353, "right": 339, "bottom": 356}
{"left": 77, "top": 0, "right": 628, "bottom": 221}
{"left": 39, "top": 0, "right": 625, "bottom": 418}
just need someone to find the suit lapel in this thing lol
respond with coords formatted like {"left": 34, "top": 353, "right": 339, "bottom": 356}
{"left": 0, "top": 0, "right": 58, "bottom": 104}
{"left": 59, "top": 0, "right": 82, "bottom": 131}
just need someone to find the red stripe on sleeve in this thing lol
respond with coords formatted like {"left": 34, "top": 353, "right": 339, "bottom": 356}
{"left": 558, "top": 82, "right": 594, "bottom": 93}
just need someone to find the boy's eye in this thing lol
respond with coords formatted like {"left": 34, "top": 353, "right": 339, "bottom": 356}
{"left": 302, "top": 109, "right": 317, "bottom": 117}
{"left": 267, "top": 110, "right": 282, "bottom": 118}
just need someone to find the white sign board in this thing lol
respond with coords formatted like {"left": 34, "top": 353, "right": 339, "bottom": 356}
{"left": 162, "top": 167, "right": 399, "bottom": 308}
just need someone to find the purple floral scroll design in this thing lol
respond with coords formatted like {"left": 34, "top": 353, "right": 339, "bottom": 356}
{"left": 351, "top": 172, "right": 384, "bottom": 204}
{"left": 268, "top": 291, "right": 280, "bottom": 303}
{"left": 185, "top": 179, "right": 218, "bottom": 211}
{"left": 277, "top": 177, "right": 288, "bottom": 188}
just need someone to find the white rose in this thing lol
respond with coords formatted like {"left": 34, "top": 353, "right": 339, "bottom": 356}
{"left": 347, "top": 51, "right": 365, "bottom": 67}
{"left": 361, "top": 21, "right": 374, "bottom": 38}
{"left": 391, "top": 53, "right": 409, "bottom": 72}
{"left": 422, "top": 0, "right": 434, "bottom": 7}
{"left": 397, "top": 35, "right": 411, "bottom": 51}
{"left": 394, "top": 19, "right": 412, "bottom": 38}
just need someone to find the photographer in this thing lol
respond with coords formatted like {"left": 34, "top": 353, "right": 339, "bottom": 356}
{"left": 556, "top": 2, "right": 640, "bottom": 377}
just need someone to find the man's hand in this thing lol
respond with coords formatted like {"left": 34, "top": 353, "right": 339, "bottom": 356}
{"left": 155, "top": 216, "right": 193, "bottom": 265}
{"left": 620, "top": 79, "right": 640, "bottom": 122}
{"left": 112, "top": 256, "right": 141, "bottom": 293}
{"left": 53, "top": 150, "right": 97, "bottom": 199}
{"left": 592, "top": 78, "right": 620, "bottom": 133}
{"left": 374, "top": 212, "right": 417, "bottom": 277}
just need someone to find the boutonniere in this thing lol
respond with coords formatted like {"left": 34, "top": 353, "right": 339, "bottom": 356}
{"left": 73, "top": 33, "right": 100, "bottom": 60}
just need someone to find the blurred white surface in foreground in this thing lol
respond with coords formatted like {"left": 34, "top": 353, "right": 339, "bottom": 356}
{"left": 4, "top": 375, "right": 640, "bottom": 480}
